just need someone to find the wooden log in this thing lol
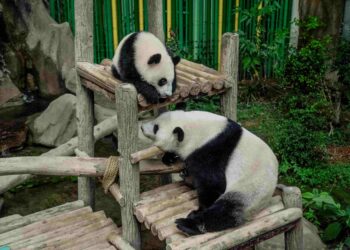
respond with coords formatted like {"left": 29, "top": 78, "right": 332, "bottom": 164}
{"left": 58, "top": 227, "right": 121, "bottom": 250}
{"left": 176, "top": 70, "right": 212, "bottom": 93}
{"left": 108, "top": 232, "right": 135, "bottom": 250}
{"left": 177, "top": 82, "right": 191, "bottom": 98}
{"left": 0, "top": 157, "right": 106, "bottom": 176}
{"left": 137, "top": 185, "right": 191, "bottom": 206}
{"left": 147, "top": 0, "right": 165, "bottom": 43}
{"left": 9, "top": 218, "right": 114, "bottom": 249}
{"left": 0, "top": 115, "right": 118, "bottom": 195}
{"left": 2, "top": 210, "right": 106, "bottom": 246}
{"left": 115, "top": 84, "right": 141, "bottom": 250}
{"left": 109, "top": 183, "right": 125, "bottom": 207}
{"left": 159, "top": 224, "right": 184, "bottom": 241}
{"left": 167, "top": 208, "right": 302, "bottom": 250}
{"left": 145, "top": 199, "right": 198, "bottom": 229}
{"left": 0, "top": 156, "right": 182, "bottom": 177}
{"left": 135, "top": 190, "right": 197, "bottom": 223}
{"left": 177, "top": 76, "right": 201, "bottom": 96}
{"left": 220, "top": 33, "right": 239, "bottom": 121}
{"left": 0, "top": 201, "right": 85, "bottom": 234}
{"left": 0, "top": 214, "right": 22, "bottom": 225}
{"left": 139, "top": 181, "right": 185, "bottom": 199}
{"left": 0, "top": 207, "right": 93, "bottom": 243}
{"left": 81, "top": 78, "right": 115, "bottom": 101}
{"left": 140, "top": 160, "right": 184, "bottom": 175}
{"left": 130, "top": 146, "right": 164, "bottom": 164}
{"left": 166, "top": 233, "right": 186, "bottom": 244}
{"left": 176, "top": 64, "right": 226, "bottom": 83}
{"left": 179, "top": 59, "right": 221, "bottom": 76}
{"left": 281, "top": 186, "right": 303, "bottom": 250}
{"left": 85, "top": 242, "right": 116, "bottom": 250}
{"left": 151, "top": 210, "right": 192, "bottom": 236}
{"left": 75, "top": 0, "right": 95, "bottom": 209}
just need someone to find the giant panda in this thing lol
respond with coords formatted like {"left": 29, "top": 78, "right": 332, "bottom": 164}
{"left": 111, "top": 32, "right": 180, "bottom": 104}
{"left": 141, "top": 110, "right": 278, "bottom": 235}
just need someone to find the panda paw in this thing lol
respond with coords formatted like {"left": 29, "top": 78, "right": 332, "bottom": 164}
{"left": 162, "top": 152, "right": 180, "bottom": 166}
{"left": 186, "top": 208, "right": 203, "bottom": 219}
{"left": 175, "top": 218, "right": 203, "bottom": 236}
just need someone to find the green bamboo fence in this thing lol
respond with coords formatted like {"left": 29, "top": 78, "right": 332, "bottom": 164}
{"left": 50, "top": 0, "right": 292, "bottom": 78}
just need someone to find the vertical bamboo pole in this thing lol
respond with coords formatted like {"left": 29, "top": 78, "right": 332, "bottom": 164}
{"left": 139, "top": 0, "right": 144, "bottom": 30}
{"left": 147, "top": 0, "right": 165, "bottom": 42}
{"left": 115, "top": 85, "right": 141, "bottom": 250}
{"left": 281, "top": 186, "right": 304, "bottom": 250}
{"left": 75, "top": 0, "right": 95, "bottom": 208}
{"left": 112, "top": 0, "right": 119, "bottom": 49}
{"left": 289, "top": 0, "right": 299, "bottom": 48}
{"left": 235, "top": 0, "right": 239, "bottom": 32}
{"left": 218, "top": 0, "right": 223, "bottom": 68}
{"left": 166, "top": 0, "right": 171, "bottom": 39}
{"left": 220, "top": 33, "right": 238, "bottom": 121}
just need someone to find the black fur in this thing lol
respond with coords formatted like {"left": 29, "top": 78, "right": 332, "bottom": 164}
{"left": 162, "top": 152, "right": 180, "bottom": 165}
{"left": 173, "top": 127, "right": 184, "bottom": 142}
{"left": 148, "top": 53, "right": 161, "bottom": 64}
{"left": 111, "top": 32, "right": 180, "bottom": 104}
{"left": 175, "top": 192, "right": 245, "bottom": 235}
{"left": 175, "top": 119, "right": 244, "bottom": 235}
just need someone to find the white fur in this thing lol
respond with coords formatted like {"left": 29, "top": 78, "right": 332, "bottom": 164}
{"left": 142, "top": 110, "right": 279, "bottom": 217}
{"left": 112, "top": 32, "right": 175, "bottom": 97}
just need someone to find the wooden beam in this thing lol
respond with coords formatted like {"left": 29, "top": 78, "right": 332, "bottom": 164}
{"left": 130, "top": 146, "right": 164, "bottom": 164}
{"left": 147, "top": 0, "right": 165, "bottom": 43}
{"left": 220, "top": 33, "right": 239, "bottom": 121}
{"left": 0, "top": 157, "right": 183, "bottom": 177}
{"left": 115, "top": 84, "right": 141, "bottom": 249}
{"left": 75, "top": 0, "right": 95, "bottom": 208}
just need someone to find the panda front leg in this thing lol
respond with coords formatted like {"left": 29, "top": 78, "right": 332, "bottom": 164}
{"left": 132, "top": 81, "right": 160, "bottom": 104}
{"left": 175, "top": 191, "right": 246, "bottom": 235}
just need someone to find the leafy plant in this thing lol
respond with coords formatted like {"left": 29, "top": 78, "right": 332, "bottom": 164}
{"left": 239, "top": 0, "right": 289, "bottom": 80}
{"left": 303, "top": 189, "right": 350, "bottom": 244}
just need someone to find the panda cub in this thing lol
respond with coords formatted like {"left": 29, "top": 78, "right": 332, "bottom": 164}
{"left": 111, "top": 32, "right": 180, "bottom": 104}
{"left": 141, "top": 110, "right": 278, "bottom": 235}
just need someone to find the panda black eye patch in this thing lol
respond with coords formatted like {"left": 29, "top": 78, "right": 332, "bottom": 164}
{"left": 153, "top": 124, "right": 159, "bottom": 134}
{"left": 158, "top": 78, "right": 167, "bottom": 86}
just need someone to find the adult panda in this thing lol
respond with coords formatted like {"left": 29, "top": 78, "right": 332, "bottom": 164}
{"left": 141, "top": 110, "right": 278, "bottom": 235}
{"left": 111, "top": 32, "right": 180, "bottom": 104}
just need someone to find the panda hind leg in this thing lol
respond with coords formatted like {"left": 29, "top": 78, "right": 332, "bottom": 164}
{"left": 175, "top": 191, "right": 246, "bottom": 235}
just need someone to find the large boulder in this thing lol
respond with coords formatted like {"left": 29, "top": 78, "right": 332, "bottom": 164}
{"left": 256, "top": 218, "right": 326, "bottom": 250}
{"left": 0, "top": 0, "right": 76, "bottom": 97}
{"left": 28, "top": 94, "right": 118, "bottom": 147}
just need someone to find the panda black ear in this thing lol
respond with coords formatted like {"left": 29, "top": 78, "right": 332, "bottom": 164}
{"left": 173, "top": 127, "right": 184, "bottom": 142}
{"left": 172, "top": 56, "right": 181, "bottom": 65}
{"left": 148, "top": 53, "right": 162, "bottom": 65}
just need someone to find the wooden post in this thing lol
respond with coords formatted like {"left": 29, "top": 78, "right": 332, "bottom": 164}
{"left": 115, "top": 84, "right": 141, "bottom": 250}
{"left": 220, "top": 33, "right": 239, "bottom": 121}
{"left": 75, "top": 0, "right": 95, "bottom": 208}
{"left": 289, "top": 0, "right": 300, "bottom": 48}
{"left": 281, "top": 186, "right": 303, "bottom": 250}
{"left": 147, "top": 0, "right": 165, "bottom": 43}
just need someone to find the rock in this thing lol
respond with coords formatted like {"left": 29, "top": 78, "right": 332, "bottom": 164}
{"left": 0, "top": 75, "right": 22, "bottom": 106}
{"left": 255, "top": 218, "right": 326, "bottom": 250}
{"left": 28, "top": 94, "right": 118, "bottom": 147}
{"left": 1, "top": 0, "right": 76, "bottom": 97}
{"left": 0, "top": 119, "right": 28, "bottom": 153}
{"left": 28, "top": 94, "right": 77, "bottom": 147}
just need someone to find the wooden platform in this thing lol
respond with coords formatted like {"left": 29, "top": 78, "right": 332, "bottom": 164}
{"left": 77, "top": 59, "right": 231, "bottom": 111}
{"left": 134, "top": 182, "right": 303, "bottom": 250}
{"left": 0, "top": 200, "right": 121, "bottom": 250}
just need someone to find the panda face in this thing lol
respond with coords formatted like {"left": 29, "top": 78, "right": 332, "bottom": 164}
{"left": 141, "top": 110, "right": 228, "bottom": 159}
{"left": 133, "top": 32, "right": 180, "bottom": 98}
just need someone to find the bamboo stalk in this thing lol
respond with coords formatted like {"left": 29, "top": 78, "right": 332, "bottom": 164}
{"left": 130, "top": 146, "right": 164, "bottom": 164}
{"left": 108, "top": 232, "right": 135, "bottom": 250}
{"left": 177, "top": 63, "right": 226, "bottom": 83}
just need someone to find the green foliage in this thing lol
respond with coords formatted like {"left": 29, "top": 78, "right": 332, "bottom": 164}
{"left": 239, "top": 0, "right": 289, "bottom": 80}
{"left": 334, "top": 39, "right": 350, "bottom": 102}
{"left": 275, "top": 17, "right": 333, "bottom": 167}
{"left": 303, "top": 189, "right": 350, "bottom": 243}
{"left": 184, "top": 96, "right": 220, "bottom": 113}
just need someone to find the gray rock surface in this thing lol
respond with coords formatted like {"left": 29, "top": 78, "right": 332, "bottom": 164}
{"left": 256, "top": 218, "right": 326, "bottom": 250}
{"left": 28, "top": 94, "right": 118, "bottom": 147}
{"left": 1, "top": 0, "right": 76, "bottom": 97}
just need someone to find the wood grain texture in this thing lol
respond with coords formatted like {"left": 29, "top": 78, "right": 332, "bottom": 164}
{"left": 281, "top": 186, "right": 304, "bottom": 250}
{"left": 115, "top": 84, "right": 141, "bottom": 249}
{"left": 220, "top": 33, "right": 239, "bottom": 121}
{"left": 147, "top": 0, "right": 165, "bottom": 42}
{"left": 75, "top": 0, "right": 95, "bottom": 208}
